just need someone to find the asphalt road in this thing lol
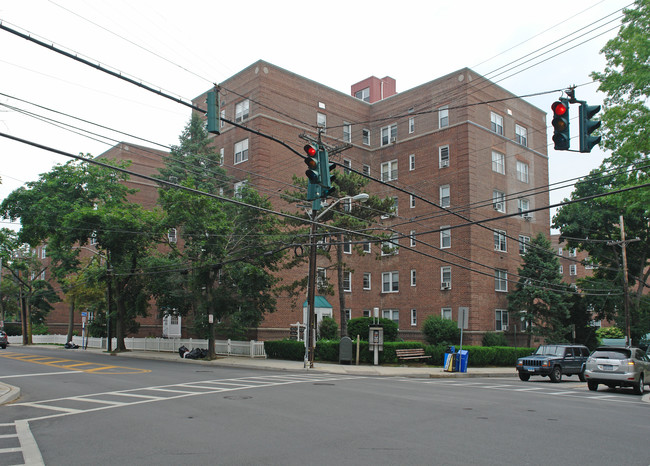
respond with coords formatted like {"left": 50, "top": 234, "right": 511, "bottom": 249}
{"left": 1, "top": 347, "right": 649, "bottom": 466}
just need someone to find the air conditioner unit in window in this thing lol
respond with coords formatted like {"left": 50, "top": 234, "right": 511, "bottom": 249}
{"left": 502, "top": 325, "right": 508, "bottom": 331}
{"left": 522, "top": 213, "right": 532, "bottom": 221}
{"left": 441, "top": 281, "right": 451, "bottom": 290}
{"left": 493, "top": 202, "right": 503, "bottom": 211}
{"left": 390, "top": 137, "right": 396, "bottom": 143}
{"left": 440, "top": 159, "right": 449, "bottom": 168}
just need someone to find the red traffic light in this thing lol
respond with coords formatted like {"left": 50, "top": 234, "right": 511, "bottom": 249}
{"left": 304, "top": 144, "right": 317, "bottom": 157}
{"left": 551, "top": 101, "right": 567, "bottom": 116}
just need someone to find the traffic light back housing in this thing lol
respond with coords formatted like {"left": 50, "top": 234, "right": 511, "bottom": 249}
{"left": 206, "top": 90, "right": 220, "bottom": 135}
{"left": 579, "top": 103, "right": 601, "bottom": 153}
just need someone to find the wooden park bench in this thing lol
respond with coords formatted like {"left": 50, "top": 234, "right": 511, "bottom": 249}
{"left": 395, "top": 348, "right": 430, "bottom": 363}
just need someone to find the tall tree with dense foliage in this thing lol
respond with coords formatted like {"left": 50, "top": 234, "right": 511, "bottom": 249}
{"left": 155, "top": 113, "right": 285, "bottom": 355}
{"left": 507, "top": 234, "right": 571, "bottom": 346}
{"left": 554, "top": 1, "right": 650, "bottom": 341}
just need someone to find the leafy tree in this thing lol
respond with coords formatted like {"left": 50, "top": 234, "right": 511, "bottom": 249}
{"left": 482, "top": 332, "right": 508, "bottom": 347}
{"left": 555, "top": 1, "right": 650, "bottom": 342}
{"left": 422, "top": 315, "right": 460, "bottom": 346}
{"left": 507, "top": 233, "right": 571, "bottom": 345}
{"left": 155, "top": 113, "right": 285, "bottom": 357}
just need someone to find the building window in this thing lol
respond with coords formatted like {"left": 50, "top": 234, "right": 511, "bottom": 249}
{"left": 409, "top": 117, "right": 415, "bottom": 134}
{"left": 233, "top": 180, "right": 248, "bottom": 198}
{"left": 41, "top": 246, "right": 47, "bottom": 259}
{"left": 343, "top": 236, "right": 352, "bottom": 254}
{"left": 410, "top": 194, "right": 416, "bottom": 209}
{"left": 491, "top": 112, "right": 504, "bottom": 135}
{"left": 382, "top": 271, "right": 399, "bottom": 293}
{"left": 362, "top": 129, "right": 370, "bottom": 145}
{"left": 495, "top": 269, "right": 508, "bottom": 292}
{"left": 355, "top": 87, "right": 370, "bottom": 102}
{"left": 559, "top": 265, "right": 564, "bottom": 275}
{"left": 219, "top": 148, "right": 224, "bottom": 166}
{"left": 411, "top": 269, "right": 417, "bottom": 287}
{"left": 234, "top": 139, "right": 249, "bottom": 164}
{"left": 518, "top": 198, "right": 530, "bottom": 217}
{"left": 343, "top": 123, "right": 351, "bottom": 143}
{"left": 362, "top": 164, "right": 371, "bottom": 176}
{"left": 317, "top": 267, "right": 327, "bottom": 290}
{"left": 515, "top": 124, "right": 528, "bottom": 146}
{"left": 570, "top": 264, "right": 577, "bottom": 276}
{"left": 558, "top": 247, "right": 563, "bottom": 256}
{"left": 382, "top": 309, "right": 399, "bottom": 326}
{"left": 492, "top": 151, "right": 505, "bottom": 174}
{"left": 410, "top": 309, "right": 417, "bottom": 326}
{"left": 317, "top": 112, "right": 327, "bottom": 130}
{"left": 440, "top": 185, "right": 450, "bottom": 208}
{"left": 493, "top": 190, "right": 505, "bottom": 212}
{"left": 363, "top": 241, "right": 371, "bottom": 254}
{"left": 439, "top": 145, "right": 450, "bottom": 168}
{"left": 409, "top": 230, "right": 416, "bottom": 247}
{"left": 343, "top": 271, "right": 352, "bottom": 292}
{"left": 382, "top": 233, "right": 399, "bottom": 255}
{"left": 363, "top": 272, "right": 371, "bottom": 290}
{"left": 516, "top": 161, "right": 529, "bottom": 183}
{"left": 495, "top": 309, "right": 509, "bottom": 331}
{"left": 440, "top": 227, "right": 451, "bottom": 248}
{"left": 441, "top": 266, "right": 452, "bottom": 289}
{"left": 235, "top": 99, "right": 249, "bottom": 122}
{"left": 569, "top": 248, "right": 577, "bottom": 257}
{"left": 168, "top": 228, "right": 177, "bottom": 244}
{"left": 439, "top": 105, "right": 449, "bottom": 128}
{"left": 220, "top": 109, "right": 225, "bottom": 129}
{"left": 519, "top": 235, "right": 530, "bottom": 255}
{"left": 441, "top": 308, "right": 452, "bottom": 320}
{"left": 381, "top": 124, "right": 397, "bottom": 146}
{"left": 90, "top": 231, "right": 98, "bottom": 246}
{"left": 343, "top": 159, "right": 351, "bottom": 174}
{"left": 409, "top": 154, "right": 415, "bottom": 171}
{"left": 344, "top": 309, "right": 351, "bottom": 321}
{"left": 494, "top": 230, "right": 507, "bottom": 252}
{"left": 381, "top": 160, "right": 398, "bottom": 181}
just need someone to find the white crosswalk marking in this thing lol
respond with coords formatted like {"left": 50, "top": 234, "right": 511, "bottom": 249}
{"left": 0, "top": 421, "right": 45, "bottom": 466}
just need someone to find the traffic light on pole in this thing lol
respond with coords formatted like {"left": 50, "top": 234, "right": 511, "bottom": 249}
{"left": 304, "top": 144, "right": 321, "bottom": 201}
{"left": 551, "top": 99, "right": 570, "bottom": 151}
{"left": 206, "top": 90, "right": 220, "bottom": 135}
{"left": 578, "top": 103, "right": 601, "bottom": 153}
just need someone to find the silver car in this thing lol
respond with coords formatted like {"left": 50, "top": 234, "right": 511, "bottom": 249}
{"left": 584, "top": 346, "right": 650, "bottom": 394}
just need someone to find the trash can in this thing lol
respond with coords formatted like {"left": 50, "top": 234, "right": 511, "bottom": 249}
{"left": 454, "top": 349, "right": 469, "bottom": 373}
{"left": 444, "top": 346, "right": 456, "bottom": 372}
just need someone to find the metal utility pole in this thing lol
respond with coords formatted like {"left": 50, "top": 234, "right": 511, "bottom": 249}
{"left": 607, "top": 215, "right": 640, "bottom": 346}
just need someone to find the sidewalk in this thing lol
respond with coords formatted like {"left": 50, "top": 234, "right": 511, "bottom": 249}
{"left": 0, "top": 346, "right": 516, "bottom": 405}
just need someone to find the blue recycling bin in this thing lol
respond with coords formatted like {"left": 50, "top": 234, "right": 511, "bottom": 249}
{"left": 454, "top": 349, "right": 469, "bottom": 373}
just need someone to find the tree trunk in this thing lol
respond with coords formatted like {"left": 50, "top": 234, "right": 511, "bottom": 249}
{"left": 337, "top": 234, "right": 347, "bottom": 338}
{"left": 20, "top": 294, "right": 28, "bottom": 345}
{"left": 66, "top": 302, "right": 75, "bottom": 343}
{"left": 114, "top": 291, "right": 127, "bottom": 352}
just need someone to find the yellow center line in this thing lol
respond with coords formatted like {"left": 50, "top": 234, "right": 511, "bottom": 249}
{"left": 0, "top": 351, "right": 151, "bottom": 374}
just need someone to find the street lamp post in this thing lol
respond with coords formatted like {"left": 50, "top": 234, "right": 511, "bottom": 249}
{"left": 305, "top": 193, "right": 369, "bottom": 368}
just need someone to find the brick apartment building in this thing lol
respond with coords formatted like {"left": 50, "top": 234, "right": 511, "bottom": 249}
{"left": 44, "top": 60, "right": 551, "bottom": 344}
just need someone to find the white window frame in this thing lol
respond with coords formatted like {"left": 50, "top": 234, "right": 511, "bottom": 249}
{"left": 494, "top": 230, "right": 507, "bottom": 252}
{"left": 235, "top": 99, "right": 249, "bottom": 122}
{"left": 383, "top": 309, "right": 399, "bottom": 326}
{"left": 409, "top": 117, "right": 415, "bottom": 134}
{"left": 410, "top": 309, "right": 417, "bottom": 326}
{"left": 381, "top": 124, "right": 397, "bottom": 146}
{"left": 343, "top": 271, "right": 352, "bottom": 292}
{"left": 381, "top": 233, "right": 399, "bottom": 255}
{"left": 343, "top": 122, "right": 352, "bottom": 143}
{"left": 441, "top": 308, "right": 452, "bottom": 320}
{"left": 570, "top": 264, "right": 577, "bottom": 276}
{"left": 41, "top": 246, "right": 47, "bottom": 259}
{"left": 493, "top": 190, "right": 506, "bottom": 213}
{"left": 234, "top": 139, "right": 249, "bottom": 164}
{"left": 411, "top": 269, "right": 417, "bottom": 287}
{"left": 317, "top": 112, "right": 327, "bottom": 131}
{"left": 168, "top": 228, "right": 177, "bottom": 244}
{"left": 362, "top": 129, "right": 370, "bottom": 145}
{"left": 492, "top": 151, "right": 505, "bottom": 174}
{"left": 343, "top": 158, "right": 352, "bottom": 174}
{"left": 409, "top": 230, "right": 416, "bottom": 247}
{"left": 233, "top": 180, "right": 248, "bottom": 199}
{"left": 219, "top": 148, "right": 224, "bottom": 166}
{"left": 518, "top": 198, "right": 530, "bottom": 217}
{"left": 410, "top": 194, "right": 416, "bottom": 209}
{"left": 495, "top": 269, "right": 508, "bottom": 292}
{"left": 440, "top": 227, "right": 451, "bottom": 249}
{"left": 220, "top": 109, "right": 225, "bottom": 129}
{"left": 439, "top": 145, "right": 450, "bottom": 168}
{"left": 558, "top": 247, "right": 563, "bottom": 256}
{"left": 515, "top": 124, "right": 527, "bottom": 147}
{"left": 559, "top": 265, "right": 564, "bottom": 275}
{"left": 382, "top": 271, "right": 399, "bottom": 293}
{"left": 441, "top": 266, "right": 451, "bottom": 288}
{"left": 409, "top": 154, "right": 415, "bottom": 171}
{"left": 355, "top": 87, "right": 370, "bottom": 102}
{"left": 381, "top": 160, "right": 398, "bottom": 182}
{"left": 491, "top": 112, "right": 504, "bottom": 135}
{"left": 363, "top": 272, "right": 371, "bottom": 290}
{"left": 440, "top": 185, "right": 450, "bottom": 208}
{"left": 363, "top": 241, "right": 371, "bottom": 254}
{"left": 343, "top": 236, "right": 352, "bottom": 254}
{"left": 439, "top": 105, "right": 449, "bottom": 128}
{"left": 519, "top": 235, "right": 530, "bottom": 255}
{"left": 516, "top": 161, "right": 529, "bottom": 183}
{"left": 495, "top": 309, "right": 509, "bottom": 331}
{"left": 317, "top": 267, "right": 327, "bottom": 289}
{"left": 569, "top": 248, "right": 577, "bottom": 257}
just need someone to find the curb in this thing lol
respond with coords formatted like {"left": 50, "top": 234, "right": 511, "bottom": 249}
{"left": 0, "top": 383, "right": 21, "bottom": 405}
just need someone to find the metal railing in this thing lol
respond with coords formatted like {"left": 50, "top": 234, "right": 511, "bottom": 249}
{"left": 6, "top": 335, "right": 267, "bottom": 358}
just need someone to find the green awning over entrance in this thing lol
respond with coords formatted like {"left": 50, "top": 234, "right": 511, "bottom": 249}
{"left": 302, "top": 296, "right": 333, "bottom": 308}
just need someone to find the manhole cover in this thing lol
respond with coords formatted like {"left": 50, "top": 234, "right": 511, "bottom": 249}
{"left": 224, "top": 395, "right": 252, "bottom": 400}
{"left": 313, "top": 383, "right": 335, "bottom": 386}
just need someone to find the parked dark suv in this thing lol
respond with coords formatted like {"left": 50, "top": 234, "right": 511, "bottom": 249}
{"left": 516, "top": 344, "right": 590, "bottom": 383}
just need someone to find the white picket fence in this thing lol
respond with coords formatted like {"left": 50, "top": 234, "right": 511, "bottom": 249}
{"left": 6, "top": 334, "right": 267, "bottom": 358}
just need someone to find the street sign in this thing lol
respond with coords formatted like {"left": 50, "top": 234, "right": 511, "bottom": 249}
{"left": 458, "top": 307, "right": 469, "bottom": 330}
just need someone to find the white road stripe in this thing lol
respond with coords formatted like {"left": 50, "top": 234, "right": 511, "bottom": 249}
{"left": 0, "top": 370, "right": 83, "bottom": 379}
{"left": 15, "top": 420, "right": 45, "bottom": 466}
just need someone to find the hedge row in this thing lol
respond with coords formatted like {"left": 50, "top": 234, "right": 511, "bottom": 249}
{"left": 264, "top": 339, "right": 535, "bottom": 367}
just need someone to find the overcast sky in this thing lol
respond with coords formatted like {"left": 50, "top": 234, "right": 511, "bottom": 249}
{"left": 0, "top": 0, "right": 633, "bottom": 231}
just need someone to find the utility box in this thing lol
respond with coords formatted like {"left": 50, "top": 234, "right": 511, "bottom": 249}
{"left": 369, "top": 326, "right": 384, "bottom": 351}
{"left": 339, "top": 336, "right": 353, "bottom": 364}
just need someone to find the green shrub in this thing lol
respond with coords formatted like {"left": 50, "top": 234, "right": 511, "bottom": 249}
{"left": 264, "top": 339, "right": 305, "bottom": 361}
{"left": 422, "top": 316, "right": 460, "bottom": 346}
{"left": 315, "top": 340, "right": 340, "bottom": 361}
{"left": 347, "top": 317, "right": 398, "bottom": 342}
{"left": 482, "top": 332, "right": 508, "bottom": 347}
{"left": 596, "top": 326, "right": 624, "bottom": 339}
{"left": 318, "top": 316, "right": 338, "bottom": 340}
